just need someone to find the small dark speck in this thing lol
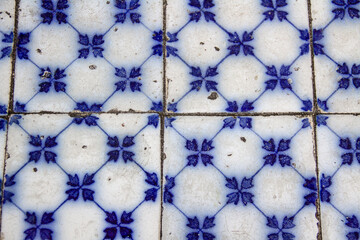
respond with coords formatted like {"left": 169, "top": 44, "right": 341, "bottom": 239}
{"left": 114, "top": 28, "right": 118, "bottom": 32}
{"left": 82, "top": 145, "right": 87, "bottom": 149}
{"left": 200, "top": 42, "right": 205, "bottom": 45}
{"left": 240, "top": 137, "right": 246, "bottom": 142}
{"left": 108, "top": 177, "right": 111, "bottom": 181}
{"left": 106, "top": 1, "right": 110, "bottom": 4}
{"left": 207, "top": 92, "right": 218, "bottom": 100}
{"left": 36, "top": 49, "right": 42, "bottom": 54}
{"left": 89, "top": 65, "right": 97, "bottom": 70}
{"left": 33, "top": 168, "right": 38, "bottom": 172}
{"left": 214, "top": 46, "right": 220, "bottom": 51}
{"left": 227, "top": 154, "right": 232, "bottom": 157}
{"left": 144, "top": 147, "right": 147, "bottom": 150}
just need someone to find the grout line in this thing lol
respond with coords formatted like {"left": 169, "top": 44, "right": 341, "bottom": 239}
{"left": 307, "top": 0, "right": 323, "bottom": 239}
{"left": 159, "top": 0, "right": 167, "bottom": 239}
{"left": 0, "top": 0, "right": 20, "bottom": 232}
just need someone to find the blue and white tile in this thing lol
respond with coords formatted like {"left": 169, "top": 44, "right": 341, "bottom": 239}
{"left": 166, "top": 0, "right": 313, "bottom": 113}
{"left": 1, "top": 113, "right": 161, "bottom": 239}
{"left": 317, "top": 115, "right": 360, "bottom": 240}
{"left": 0, "top": 1, "right": 15, "bottom": 115}
{"left": 0, "top": 118, "right": 8, "bottom": 198}
{"left": 163, "top": 116, "right": 318, "bottom": 239}
{"left": 14, "top": 0, "right": 163, "bottom": 113}
{"left": 312, "top": 1, "right": 360, "bottom": 112}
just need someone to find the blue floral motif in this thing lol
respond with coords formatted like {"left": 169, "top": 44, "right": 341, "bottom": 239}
{"left": 188, "top": 0, "right": 216, "bottom": 22}
{"left": 265, "top": 65, "right": 292, "bottom": 90}
{"left": 261, "top": 0, "right": 288, "bottom": 21}
{"left": 262, "top": 138, "right": 292, "bottom": 167}
{"left": 38, "top": 67, "right": 67, "bottom": 93}
{"left": 0, "top": 105, "right": 7, "bottom": 114}
{"left": 28, "top": 135, "right": 58, "bottom": 163}
{"left": 303, "top": 177, "right": 318, "bottom": 205}
{"left": 332, "top": 0, "right": 360, "bottom": 19}
{"left": 339, "top": 137, "right": 360, "bottom": 165}
{"left": 73, "top": 114, "right": 100, "bottom": 126}
{"left": 164, "top": 176, "right": 175, "bottom": 203}
{"left": 144, "top": 172, "right": 160, "bottom": 202}
{"left": 266, "top": 215, "right": 296, "bottom": 240}
{"left": 114, "top": 0, "right": 141, "bottom": 24}
{"left": 0, "top": 175, "right": 16, "bottom": 204}
{"left": 228, "top": 31, "right": 254, "bottom": 56}
{"left": 40, "top": 0, "right": 69, "bottom": 24}
{"left": 114, "top": 67, "right": 142, "bottom": 92}
{"left": 186, "top": 216, "right": 216, "bottom": 240}
{"left": 78, "top": 34, "right": 105, "bottom": 58}
{"left": 1, "top": 32, "right": 13, "bottom": 59}
{"left": 345, "top": 215, "right": 360, "bottom": 240}
{"left": 17, "top": 32, "right": 31, "bottom": 60}
{"left": 225, "top": 177, "right": 254, "bottom": 206}
{"left": 65, "top": 173, "right": 95, "bottom": 201}
{"left": 186, "top": 139, "right": 214, "bottom": 167}
{"left": 103, "top": 211, "right": 134, "bottom": 240}
{"left": 24, "top": 212, "right": 54, "bottom": 240}
{"left": 189, "top": 66, "right": 218, "bottom": 92}
{"left": 152, "top": 31, "right": 178, "bottom": 57}
{"left": 336, "top": 63, "right": 360, "bottom": 89}
{"left": 320, "top": 174, "right": 332, "bottom": 202}
{"left": 107, "top": 135, "right": 135, "bottom": 163}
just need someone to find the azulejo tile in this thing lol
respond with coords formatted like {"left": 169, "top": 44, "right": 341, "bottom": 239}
{"left": 1, "top": 113, "right": 161, "bottom": 239}
{"left": 166, "top": 0, "right": 313, "bottom": 113}
{"left": 317, "top": 115, "right": 360, "bottom": 240}
{"left": 163, "top": 116, "right": 318, "bottom": 239}
{"left": 311, "top": 1, "right": 360, "bottom": 113}
{"left": 0, "top": 1, "right": 15, "bottom": 115}
{"left": 13, "top": 0, "right": 163, "bottom": 113}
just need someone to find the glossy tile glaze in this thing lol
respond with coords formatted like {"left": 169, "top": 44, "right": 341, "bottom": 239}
{"left": 0, "top": 0, "right": 359, "bottom": 240}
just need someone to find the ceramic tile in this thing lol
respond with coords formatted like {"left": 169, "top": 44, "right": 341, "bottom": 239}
{"left": 162, "top": 116, "right": 318, "bottom": 239}
{"left": 1, "top": 113, "right": 161, "bottom": 239}
{"left": 165, "top": 0, "right": 313, "bottom": 113}
{"left": 0, "top": 1, "right": 15, "bottom": 115}
{"left": 13, "top": 0, "right": 163, "bottom": 113}
{"left": 317, "top": 115, "right": 360, "bottom": 240}
{"left": 0, "top": 118, "right": 7, "bottom": 193}
{"left": 311, "top": 1, "right": 360, "bottom": 113}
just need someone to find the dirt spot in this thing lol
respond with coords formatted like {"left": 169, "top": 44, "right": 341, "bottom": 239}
{"left": 294, "top": 67, "right": 300, "bottom": 71}
{"left": 200, "top": 42, "right": 205, "bottom": 45}
{"left": 106, "top": 1, "right": 110, "bottom": 4}
{"left": 82, "top": 145, "right": 87, "bottom": 149}
{"left": 292, "top": 163, "right": 296, "bottom": 167}
{"left": 41, "top": 71, "right": 51, "bottom": 79}
{"left": 108, "top": 177, "right": 111, "bottom": 181}
{"left": 227, "top": 154, "right": 232, "bottom": 157}
{"left": 121, "top": 123, "right": 125, "bottom": 127}
{"left": 89, "top": 65, "right": 97, "bottom": 70}
{"left": 240, "top": 137, "right": 246, "bottom": 142}
{"left": 207, "top": 92, "right": 218, "bottom": 100}
{"left": 114, "top": 27, "right": 118, "bottom": 32}
{"left": 36, "top": 49, "right": 42, "bottom": 54}
{"left": 144, "top": 147, "right": 147, "bottom": 151}
{"left": 33, "top": 168, "right": 38, "bottom": 172}
{"left": 214, "top": 46, "right": 220, "bottom": 51}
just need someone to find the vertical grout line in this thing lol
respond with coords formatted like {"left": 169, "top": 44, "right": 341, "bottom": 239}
{"left": 8, "top": 0, "right": 20, "bottom": 115}
{"left": 307, "top": 1, "right": 322, "bottom": 239}
{"left": 0, "top": 0, "right": 20, "bottom": 233}
{"left": 159, "top": 0, "right": 168, "bottom": 239}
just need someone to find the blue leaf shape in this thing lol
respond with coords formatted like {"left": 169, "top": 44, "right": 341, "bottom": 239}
{"left": 145, "top": 172, "right": 159, "bottom": 186}
{"left": 57, "top": 0, "right": 69, "bottom": 10}
{"left": 205, "top": 67, "right": 218, "bottom": 77}
{"left": 44, "top": 151, "right": 57, "bottom": 163}
{"left": 129, "top": 0, "right": 140, "bottom": 10}
{"left": 223, "top": 117, "right": 236, "bottom": 129}
{"left": 261, "top": 0, "right": 274, "bottom": 8}
{"left": 45, "top": 136, "right": 57, "bottom": 148}
{"left": 67, "top": 174, "right": 80, "bottom": 187}
{"left": 115, "top": 0, "right": 126, "bottom": 9}
{"left": 263, "top": 139, "right": 276, "bottom": 152}
{"left": 122, "top": 151, "right": 135, "bottom": 162}
{"left": 186, "top": 139, "right": 198, "bottom": 151}
{"left": 103, "top": 227, "right": 117, "bottom": 240}
{"left": 266, "top": 216, "right": 279, "bottom": 228}
{"left": 1, "top": 46, "right": 12, "bottom": 59}
{"left": 304, "top": 192, "right": 317, "bottom": 206}
{"left": 332, "top": 0, "right": 346, "bottom": 6}
{"left": 92, "top": 35, "right": 104, "bottom": 45}
{"left": 148, "top": 115, "right": 159, "bottom": 128}
{"left": 30, "top": 135, "right": 42, "bottom": 147}
{"left": 204, "top": 11, "right": 216, "bottom": 22}
{"left": 342, "top": 153, "right": 354, "bottom": 165}
{"left": 225, "top": 177, "right": 238, "bottom": 190}
{"left": 201, "top": 139, "right": 214, "bottom": 152}
{"left": 226, "top": 101, "right": 238, "bottom": 112}
{"left": 130, "top": 13, "right": 141, "bottom": 23}
{"left": 144, "top": 187, "right": 158, "bottom": 201}
{"left": 66, "top": 188, "right": 79, "bottom": 200}
{"left": 119, "top": 226, "right": 133, "bottom": 239}
{"left": 130, "top": 81, "right": 142, "bottom": 92}
{"left": 151, "top": 101, "right": 163, "bottom": 111}
{"left": 321, "top": 174, "right": 332, "bottom": 188}
{"left": 279, "top": 154, "right": 292, "bottom": 167}
{"left": 202, "top": 216, "right": 215, "bottom": 229}
{"left": 201, "top": 154, "right": 213, "bottom": 166}
{"left": 108, "top": 136, "right": 120, "bottom": 148}
{"left": 129, "top": 67, "right": 141, "bottom": 78}
{"left": 41, "top": 212, "right": 54, "bottom": 225}
{"left": 78, "top": 48, "right": 90, "bottom": 59}
{"left": 266, "top": 65, "right": 278, "bottom": 77}
{"left": 241, "top": 177, "right": 253, "bottom": 189}
{"left": 82, "top": 188, "right": 94, "bottom": 201}
{"left": 41, "top": 12, "right": 53, "bottom": 24}
{"left": 241, "top": 191, "right": 254, "bottom": 205}
{"left": 282, "top": 232, "right": 295, "bottom": 240}
{"left": 24, "top": 228, "right": 37, "bottom": 240}
{"left": 333, "top": 8, "right": 345, "bottom": 19}
{"left": 189, "top": 0, "right": 201, "bottom": 9}
{"left": 164, "top": 190, "right": 174, "bottom": 203}
{"left": 83, "top": 173, "right": 95, "bottom": 186}
{"left": 84, "top": 116, "right": 99, "bottom": 126}
{"left": 56, "top": 12, "right": 68, "bottom": 24}
{"left": 108, "top": 150, "right": 120, "bottom": 162}
{"left": 278, "top": 139, "right": 291, "bottom": 152}
{"left": 302, "top": 100, "right": 313, "bottom": 111}
{"left": 115, "top": 67, "right": 127, "bottom": 78}
{"left": 303, "top": 177, "right": 317, "bottom": 191}
{"left": 317, "top": 99, "right": 328, "bottom": 111}
{"left": 302, "top": 119, "right": 311, "bottom": 128}
{"left": 346, "top": 215, "right": 359, "bottom": 228}
{"left": 346, "top": 232, "right": 359, "bottom": 240}
{"left": 78, "top": 34, "right": 89, "bottom": 45}
{"left": 115, "top": 13, "right": 127, "bottom": 23}
{"left": 226, "top": 192, "right": 240, "bottom": 205}
{"left": 265, "top": 79, "right": 278, "bottom": 90}
{"left": 203, "top": 0, "right": 215, "bottom": 9}
{"left": 243, "top": 45, "right": 254, "bottom": 56}
{"left": 277, "top": 11, "right": 288, "bottom": 21}
{"left": 105, "top": 211, "right": 118, "bottom": 224}
{"left": 264, "top": 154, "right": 277, "bottom": 166}
{"left": 202, "top": 232, "right": 215, "bottom": 240}
{"left": 339, "top": 138, "right": 352, "bottom": 150}
{"left": 190, "top": 66, "right": 202, "bottom": 77}
{"left": 239, "top": 117, "right": 252, "bottom": 128}
{"left": 190, "top": 80, "right": 203, "bottom": 91}
{"left": 25, "top": 212, "right": 37, "bottom": 225}
{"left": 205, "top": 80, "right": 218, "bottom": 91}
{"left": 282, "top": 216, "right": 295, "bottom": 229}
{"left": 54, "top": 81, "right": 66, "bottom": 92}
{"left": 92, "top": 47, "right": 104, "bottom": 57}
{"left": 2, "top": 32, "right": 14, "bottom": 43}
{"left": 5, "top": 175, "right": 16, "bottom": 187}
{"left": 165, "top": 176, "right": 175, "bottom": 190}
{"left": 187, "top": 217, "right": 200, "bottom": 229}
{"left": 29, "top": 151, "right": 42, "bottom": 162}
{"left": 120, "top": 211, "right": 134, "bottom": 224}
{"left": 115, "top": 81, "right": 127, "bottom": 91}
{"left": 187, "top": 155, "right": 199, "bottom": 166}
